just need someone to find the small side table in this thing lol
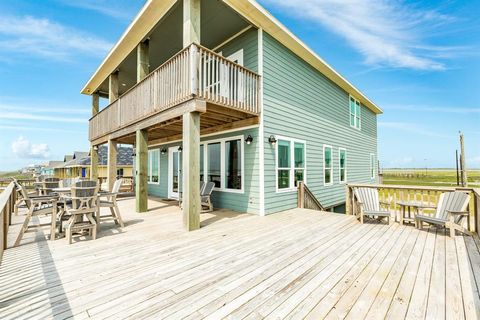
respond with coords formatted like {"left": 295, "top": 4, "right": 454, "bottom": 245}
{"left": 397, "top": 201, "right": 435, "bottom": 225}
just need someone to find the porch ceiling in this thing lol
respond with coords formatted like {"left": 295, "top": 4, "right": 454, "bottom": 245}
{"left": 113, "top": 103, "right": 259, "bottom": 145}
{"left": 94, "top": 0, "right": 251, "bottom": 97}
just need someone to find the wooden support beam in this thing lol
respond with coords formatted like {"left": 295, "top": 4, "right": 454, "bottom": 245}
{"left": 92, "top": 93, "right": 100, "bottom": 116}
{"left": 136, "top": 129, "right": 148, "bottom": 213}
{"left": 460, "top": 132, "right": 468, "bottom": 187}
{"left": 90, "top": 146, "right": 98, "bottom": 181}
{"left": 137, "top": 40, "right": 149, "bottom": 83}
{"left": 109, "top": 72, "right": 119, "bottom": 104}
{"left": 107, "top": 140, "right": 117, "bottom": 191}
{"left": 183, "top": 0, "right": 200, "bottom": 48}
{"left": 182, "top": 111, "right": 201, "bottom": 231}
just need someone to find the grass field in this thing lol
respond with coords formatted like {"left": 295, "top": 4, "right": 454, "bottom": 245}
{"left": 382, "top": 169, "right": 480, "bottom": 187}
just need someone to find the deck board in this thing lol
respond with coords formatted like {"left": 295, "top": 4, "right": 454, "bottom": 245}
{"left": 1, "top": 197, "right": 479, "bottom": 319}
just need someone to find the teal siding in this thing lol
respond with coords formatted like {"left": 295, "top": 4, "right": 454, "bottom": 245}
{"left": 262, "top": 33, "right": 378, "bottom": 214}
{"left": 216, "top": 28, "right": 258, "bottom": 73}
{"left": 147, "top": 127, "right": 260, "bottom": 214}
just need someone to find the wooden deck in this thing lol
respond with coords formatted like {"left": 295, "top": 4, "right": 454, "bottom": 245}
{"left": 1, "top": 197, "right": 480, "bottom": 319}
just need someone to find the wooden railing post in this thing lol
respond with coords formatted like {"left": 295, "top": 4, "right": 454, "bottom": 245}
{"left": 298, "top": 182, "right": 305, "bottom": 208}
{"left": 345, "top": 185, "right": 352, "bottom": 215}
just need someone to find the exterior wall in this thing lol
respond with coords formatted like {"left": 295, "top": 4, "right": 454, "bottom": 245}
{"left": 262, "top": 32, "right": 378, "bottom": 214}
{"left": 216, "top": 28, "right": 258, "bottom": 73}
{"left": 147, "top": 127, "right": 260, "bottom": 214}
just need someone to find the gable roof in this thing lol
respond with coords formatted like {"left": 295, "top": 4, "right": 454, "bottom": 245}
{"left": 80, "top": 0, "right": 381, "bottom": 114}
{"left": 64, "top": 146, "right": 134, "bottom": 167}
{"left": 73, "top": 151, "right": 89, "bottom": 160}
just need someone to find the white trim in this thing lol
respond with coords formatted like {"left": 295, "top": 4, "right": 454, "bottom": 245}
{"left": 212, "top": 25, "right": 253, "bottom": 52}
{"left": 338, "top": 147, "right": 347, "bottom": 184}
{"left": 203, "top": 135, "right": 245, "bottom": 194}
{"left": 323, "top": 144, "right": 333, "bottom": 186}
{"left": 275, "top": 135, "right": 307, "bottom": 193}
{"left": 258, "top": 28, "right": 265, "bottom": 216}
{"left": 349, "top": 95, "right": 362, "bottom": 130}
{"left": 370, "top": 153, "right": 376, "bottom": 179}
{"left": 148, "top": 125, "right": 259, "bottom": 148}
{"left": 167, "top": 146, "right": 181, "bottom": 199}
{"left": 147, "top": 148, "right": 160, "bottom": 185}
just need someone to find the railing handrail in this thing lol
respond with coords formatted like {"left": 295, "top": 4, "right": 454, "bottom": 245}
{"left": 347, "top": 183, "right": 463, "bottom": 192}
{"left": 90, "top": 43, "right": 260, "bottom": 121}
{"left": 0, "top": 182, "right": 16, "bottom": 264}
{"left": 298, "top": 181, "right": 325, "bottom": 211}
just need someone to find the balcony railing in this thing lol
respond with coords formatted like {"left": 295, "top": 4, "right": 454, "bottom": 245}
{"left": 89, "top": 43, "right": 261, "bottom": 141}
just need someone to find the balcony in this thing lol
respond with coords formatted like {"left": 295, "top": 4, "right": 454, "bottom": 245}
{"left": 89, "top": 43, "right": 261, "bottom": 143}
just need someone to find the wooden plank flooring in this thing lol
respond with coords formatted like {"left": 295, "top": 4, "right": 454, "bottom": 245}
{"left": 1, "top": 197, "right": 480, "bottom": 319}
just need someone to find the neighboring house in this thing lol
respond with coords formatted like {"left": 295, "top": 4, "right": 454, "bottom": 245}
{"left": 41, "top": 161, "right": 64, "bottom": 177}
{"left": 51, "top": 148, "right": 134, "bottom": 179}
{"left": 82, "top": 0, "right": 381, "bottom": 226}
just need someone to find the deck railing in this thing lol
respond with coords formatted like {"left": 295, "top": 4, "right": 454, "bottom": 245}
{"left": 346, "top": 184, "right": 480, "bottom": 232}
{"left": 89, "top": 43, "right": 261, "bottom": 141}
{"left": 297, "top": 182, "right": 325, "bottom": 211}
{"left": 0, "top": 182, "right": 17, "bottom": 264}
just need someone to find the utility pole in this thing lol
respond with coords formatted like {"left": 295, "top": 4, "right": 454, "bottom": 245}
{"left": 459, "top": 132, "right": 468, "bottom": 187}
{"left": 455, "top": 149, "right": 460, "bottom": 186}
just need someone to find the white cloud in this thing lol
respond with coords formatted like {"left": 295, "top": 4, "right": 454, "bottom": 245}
{"left": 261, "top": 0, "right": 460, "bottom": 70}
{"left": 387, "top": 156, "right": 414, "bottom": 168}
{"left": 0, "top": 15, "right": 112, "bottom": 60}
{"left": 378, "top": 121, "right": 450, "bottom": 138}
{"left": 56, "top": 0, "right": 138, "bottom": 20}
{"left": 384, "top": 105, "right": 480, "bottom": 114}
{"left": 0, "top": 111, "right": 87, "bottom": 123}
{"left": 0, "top": 104, "right": 90, "bottom": 115}
{"left": 11, "top": 136, "right": 50, "bottom": 159}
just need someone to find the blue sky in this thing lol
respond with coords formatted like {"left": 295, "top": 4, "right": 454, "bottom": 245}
{"left": 0, "top": 0, "right": 478, "bottom": 171}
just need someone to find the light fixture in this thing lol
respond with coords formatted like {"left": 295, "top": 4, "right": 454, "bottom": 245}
{"left": 245, "top": 135, "right": 253, "bottom": 145}
{"left": 131, "top": 147, "right": 136, "bottom": 157}
{"left": 268, "top": 135, "right": 277, "bottom": 145}
{"left": 93, "top": 145, "right": 98, "bottom": 151}
{"left": 121, "top": 83, "right": 126, "bottom": 87}
{"left": 178, "top": 146, "right": 183, "bottom": 152}
{"left": 161, "top": 148, "right": 167, "bottom": 155}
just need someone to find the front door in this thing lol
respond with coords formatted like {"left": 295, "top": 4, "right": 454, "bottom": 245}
{"left": 168, "top": 146, "right": 182, "bottom": 199}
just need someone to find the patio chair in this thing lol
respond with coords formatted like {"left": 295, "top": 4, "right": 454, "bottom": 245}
{"left": 415, "top": 191, "right": 471, "bottom": 237}
{"left": 353, "top": 187, "right": 392, "bottom": 224}
{"left": 13, "top": 179, "right": 37, "bottom": 215}
{"left": 64, "top": 180, "right": 99, "bottom": 244}
{"left": 201, "top": 182, "right": 215, "bottom": 213}
{"left": 98, "top": 179, "right": 125, "bottom": 228}
{"left": 14, "top": 182, "right": 58, "bottom": 246}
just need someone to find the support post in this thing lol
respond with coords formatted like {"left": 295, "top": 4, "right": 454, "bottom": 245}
{"left": 183, "top": 0, "right": 201, "bottom": 48}
{"left": 107, "top": 140, "right": 117, "bottom": 192}
{"left": 92, "top": 92, "right": 99, "bottom": 116}
{"left": 182, "top": 111, "right": 201, "bottom": 231}
{"left": 109, "top": 72, "right": 119, "bottom": 104}
{"left": 460, "top": 132, "right": 468, "bottom": 187}
{"left": 136, "top": 129, "right": 148, "bottom": 213}
{"left": 90, "top": 145, "right": 99, "bottom": 182}
{"left": 137, "top": 40, "right": 149, "bottom": 82}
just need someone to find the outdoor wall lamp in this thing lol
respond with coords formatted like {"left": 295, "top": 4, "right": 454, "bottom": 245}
{"left": 132, "top": 147, "right": 136, "bottom": 157}
{"left": 245, "top": 135, "right": 254, "bottom": 145}
{"left": 178, "top": 146, "right": 183, "bottom": 152}
{"left": 268, "top": 135, "right": 277, "bottom": 145}
{"left": 93, "top": 145, "right": 98, "bottom": 151}
{"left": 161, "top": 148, "right": 167, "bottom": 155}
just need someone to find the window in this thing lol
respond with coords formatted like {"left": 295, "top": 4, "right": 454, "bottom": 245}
{"left": 202, "top": 135, "right": 244, "bottom": 192}
{"left": 370, "top": 153, "right": 376, "bottom": 179}
{"left": 324, "top": 145, "right": 333, "bottom": 185}
{"left": 225, "top": 139, "right": 242, "bottom": 190}
{"left": 148, "top": 149, "right": 160, "bottom": 183}
{"left": 276, "top": 137, "right": 306, "bottom": 191}
{"left": 116, "top": 168, "right": 124, "bottom": 178}
{"left": 339, "top": 148, "right": 346, "bottom": 183}
{"left": 349, "top": 96, "right": 361, "bottom": 129}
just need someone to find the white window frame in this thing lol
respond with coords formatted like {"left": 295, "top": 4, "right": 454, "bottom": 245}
{"left": 275, "top": 135, "right": 307, "bottom": 193}
{"left": 370, "top": 153, "right": 376, "bottom": 179}
{"left": 201, "top": 135, "right": 245, "bottom": 194}
{"left": 323, "top": 144, "right": 333, "bottom": 186}
{"left": 338, "top": 147, "right": 347, "bottom": 184}
{"left": 349, "top": 95, "right": 361, "bottom": 130}
{"left": 147, "top": 149, "right": 160, "bottom": 185}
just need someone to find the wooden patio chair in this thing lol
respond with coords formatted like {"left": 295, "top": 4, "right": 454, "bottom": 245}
{"left": 64, "top": 180, "right": 99, "bottom": 244}
{"left": 353, "top": 187, "right": 392, "bottom": 224}
{"left": 14, "top": 182, "right": 58, "bottom": 246}
{"left": 415, "top": 191, "right": 471, "bottom": 237}
{"left": 201, "top": 182, "right": 215, "bottom": 213}
{"left": 13, "top": 179, "right": 37, "bottom": 215}
{"left": 98, "top": 179, "right": 125, "bottom": 228}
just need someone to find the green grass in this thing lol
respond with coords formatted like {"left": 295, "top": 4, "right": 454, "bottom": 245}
{"left": 0, "top": 171, "right": 32, "bottom": 180}
{"left": 382, "top": 169, "right": 480, "bottom": 187}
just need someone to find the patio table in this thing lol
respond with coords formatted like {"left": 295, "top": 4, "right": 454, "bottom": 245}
{"left": 397, "top": 200, "right": 435, "bottom": 226}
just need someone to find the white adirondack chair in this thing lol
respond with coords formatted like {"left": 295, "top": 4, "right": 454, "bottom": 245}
{"left": 98, "top": 179, "right": 125, "bottom": 228}
{"left": 415, "top": 191, "right": 471, "bottom": 237}
{"left": 353, "top": 187, "right": 392, "bottom": 224}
